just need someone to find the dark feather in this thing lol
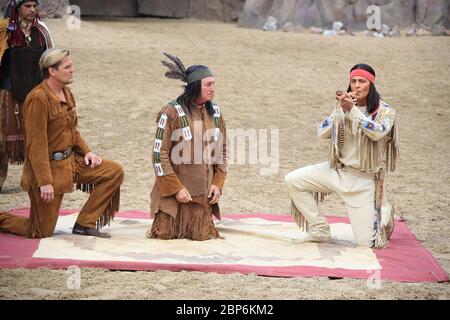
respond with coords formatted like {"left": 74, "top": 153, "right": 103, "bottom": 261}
{"left": 161, "top": 60, "right": 179, "bottom": 72}
{"left": 165, "top": 70, "right": 186, "bottom": 81}
{"left": 161, "top": 52, "right": 187, "bottom": 82}
{"left": 163, "top": 52, "right": 186, "bottom": 74}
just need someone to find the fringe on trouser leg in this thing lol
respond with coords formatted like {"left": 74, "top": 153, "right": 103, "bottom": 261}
{"left": 290, "top": 192, "right": 329, "bottom": 233}
{"left": 371, "top": 170, "right": 389, "bottom": 249}
{"left": 96, "top": 188, "right": 120, "bottom": 230}
{"left": 76, "top": 182, "right": 121, "bottom": 230}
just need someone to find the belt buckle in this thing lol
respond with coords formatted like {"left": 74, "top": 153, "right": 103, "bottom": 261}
{"left": 53, "top": 152, "right": 65, "bottom": 161}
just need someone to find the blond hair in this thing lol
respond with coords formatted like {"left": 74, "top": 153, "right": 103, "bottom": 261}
{"left": 39, "top": 48, "right": 70, "bottom": 79}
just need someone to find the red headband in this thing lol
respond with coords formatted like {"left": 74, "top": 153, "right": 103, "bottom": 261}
{"left": 350, "top": 69, "right": 375, "bottom": 83}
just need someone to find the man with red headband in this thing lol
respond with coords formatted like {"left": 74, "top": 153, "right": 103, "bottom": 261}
{"left": 0, "top": 0, "right": 53, "bottom": 192}
{"left": 285, "top": 64, "right": 398, "bottom": 249}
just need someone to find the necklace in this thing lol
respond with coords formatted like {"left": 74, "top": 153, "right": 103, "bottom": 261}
{"left": 20, "top": 20, "right": 32, "bottom": 30}
{"left": 19, "top": 20, "right": 33, "bottom": 45}
{"left": 24, "top": 34, "right": 32, "bottom": 45}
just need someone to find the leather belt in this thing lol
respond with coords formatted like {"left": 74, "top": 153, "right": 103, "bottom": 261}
{"left": 51, "top": 146, "right": 73, "bottom": 161}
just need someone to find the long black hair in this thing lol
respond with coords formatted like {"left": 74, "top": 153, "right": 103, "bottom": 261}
{"left": 7, "top": 0, "right": 44, "bottom": 48}
{"left": 177, "top": 65, "right": 214, "bottom": 117}
{"left": 347, "top": 63, "right": 380, "bottom": 115}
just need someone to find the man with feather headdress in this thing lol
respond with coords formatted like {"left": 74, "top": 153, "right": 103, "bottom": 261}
{"left": 147, "top": 53, "right": 227, "bottom": 240}
{"left": 284, "top": 64, "right": 398, "bottom": 249}
{"left": 0, "top": 0, "right": 53, "bottom": 191}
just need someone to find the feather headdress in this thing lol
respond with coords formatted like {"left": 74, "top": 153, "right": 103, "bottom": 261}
{"left": 161, "top": 52, "right": 187, "bottom": 83}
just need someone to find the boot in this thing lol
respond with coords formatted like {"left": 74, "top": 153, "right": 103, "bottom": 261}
{"left": 72, "top": 222, "right": 111, "bottom": 238}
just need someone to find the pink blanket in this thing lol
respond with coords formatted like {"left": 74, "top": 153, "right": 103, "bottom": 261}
{"left": 0, "top": 208, "right": 447, "bottom": 283}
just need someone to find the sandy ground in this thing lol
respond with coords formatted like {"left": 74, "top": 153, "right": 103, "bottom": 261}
{"left": 0, "top": 17, "right": 449, "bottom": 299}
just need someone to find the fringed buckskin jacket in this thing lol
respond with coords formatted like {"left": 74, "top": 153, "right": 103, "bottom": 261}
{"left": 20, "top": 81, "right": 91, "bottom": 194}
{"left": 150, "top": 100, "right": 228, "bottom": 219}
{"left": 318, "top": 100, "right": 399, "bottom": 175}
